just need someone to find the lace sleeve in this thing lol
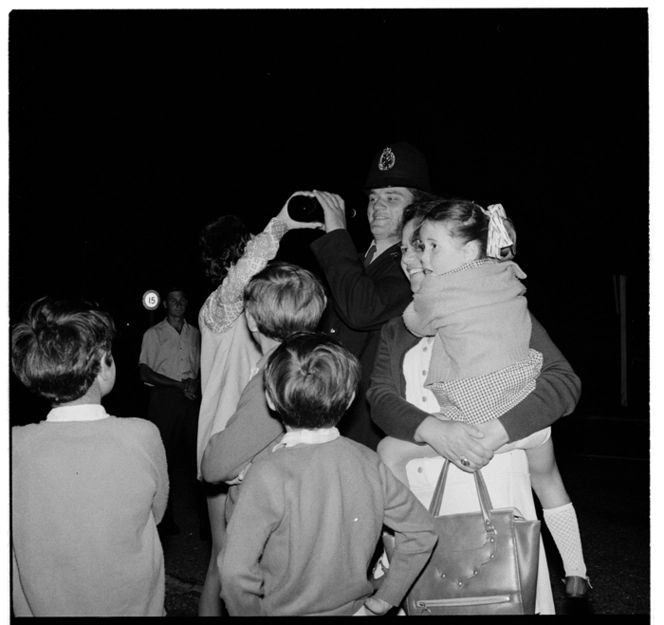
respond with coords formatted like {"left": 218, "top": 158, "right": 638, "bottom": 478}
{"left": 200, "top": 218, "right": 289, "bottom": 333}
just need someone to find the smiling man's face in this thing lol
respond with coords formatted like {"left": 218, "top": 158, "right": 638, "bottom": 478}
{"left": 366, "top": 187, "right": 414, "bottom": 244}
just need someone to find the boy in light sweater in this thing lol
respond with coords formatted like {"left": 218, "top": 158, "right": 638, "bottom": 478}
{"left": 11, "top": 297, "right": 168, "bottom": 616}
{"left": 219, "top": 332, "right": 437, "bottom": 616}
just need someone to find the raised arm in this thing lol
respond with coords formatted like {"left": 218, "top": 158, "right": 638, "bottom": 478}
{"left": 201, "top": 194, "right": 324, "bottom": 334}
{"left": 200, "top": 218, "right": 288, "bottom": 334}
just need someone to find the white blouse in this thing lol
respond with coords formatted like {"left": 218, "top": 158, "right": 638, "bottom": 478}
{"left": 403, "top": 336, "right": 440, "bottom": 414}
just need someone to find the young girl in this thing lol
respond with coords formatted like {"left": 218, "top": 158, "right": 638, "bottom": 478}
{"left": 377, "top": 199, "right": 590, "bottom": 599}
{"left": 196, "top": 193, "right": 322, "bottom": 615}
{"left": 11, "top": 298, "right": 168, "bottom": 616}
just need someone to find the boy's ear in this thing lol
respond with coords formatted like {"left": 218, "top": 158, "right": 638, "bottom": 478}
{"left": 264, "top": 389, "right": 277, "bottom": 412}
{"left": 97, "top": 352, "right": 113, "bottom": 382}
{"left": 245, "top": 311, "right": 258, "bottom": 333}
{"left": 98, "top": 352, "right": 113, "bottom": 381}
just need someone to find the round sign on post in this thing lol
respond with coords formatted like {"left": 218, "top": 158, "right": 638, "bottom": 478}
{"left": 142, "top": 290, "right": 160, "bottom": 311}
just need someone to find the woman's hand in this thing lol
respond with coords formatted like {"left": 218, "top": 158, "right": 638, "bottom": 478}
{"left": 275, "top": 192, "right": 325, "bottom": 230}
{"left": 474, "top": 419, "right": 510, "bottom": 453}
{"left": 414, "top": 417, "right": 494, "bottom": 473}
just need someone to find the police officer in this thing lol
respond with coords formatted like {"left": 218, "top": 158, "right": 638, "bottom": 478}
{"left": 310, "top": 142, "right": 432, "bottom": 450}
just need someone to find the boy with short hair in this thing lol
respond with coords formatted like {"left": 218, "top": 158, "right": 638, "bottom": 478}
{"left": 11, "top": 297, "right": 168, "bottom": 617}
{"left": 201, "top": 261, "right": 328, "bottom": 522}
{"left": 219, "top": 332, "right": 437, "bottom": 617}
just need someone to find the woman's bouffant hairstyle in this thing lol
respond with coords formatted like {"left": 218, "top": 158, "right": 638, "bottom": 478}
{"left": 264, "top": 332, "right": 361, "bottom": 429}
{"left": 418, "top": 198, "right": 517, "bottom": 261}
{"left": 199, "top": 215, "right": 252, "bottom": 286}
{"left": 402, "top": 193, "right": 446, "bottom": 229}
{"left": 407, "top": 188, "right": 437, "bottom": 205}
{"left": 394, "top": 189, "right": 437, "bottom": 237}
{"left": 244, "top": 262, "right": 327, "bottom": 342}
{"left": 11, "top": 297, "right": 116, "bottom": 404}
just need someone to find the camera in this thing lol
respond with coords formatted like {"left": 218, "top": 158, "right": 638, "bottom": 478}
{"left": 287, "top": 194, "right": 357, "bottom": 223}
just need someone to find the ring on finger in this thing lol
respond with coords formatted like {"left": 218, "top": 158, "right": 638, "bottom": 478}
{"left": 460, "top": 457, "right": 471, "bottom": 467}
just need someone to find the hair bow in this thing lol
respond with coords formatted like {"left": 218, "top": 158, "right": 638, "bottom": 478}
{"left": 480, "top": 203, "right": 513, "bottom": 259}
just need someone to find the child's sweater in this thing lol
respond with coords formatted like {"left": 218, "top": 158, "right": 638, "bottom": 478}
{"left": 220, "top": 435, "right": 437, "bottom": 616}
{"left": 402, "top": 260, "right": 541, "bottom": 424}
{"left": 12, "top": 405, "right": 168, "bottom": 616}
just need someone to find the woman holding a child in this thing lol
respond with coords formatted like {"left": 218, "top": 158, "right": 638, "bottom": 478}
{"left": 367, "top": 200, "right": 582, "bottom": 615}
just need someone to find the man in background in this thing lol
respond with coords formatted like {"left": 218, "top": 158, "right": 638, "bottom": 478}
{"left": 139, "top": 286, "right": 201, "bottom": 536}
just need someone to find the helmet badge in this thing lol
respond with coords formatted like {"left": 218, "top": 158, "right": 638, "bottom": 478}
{"left": 378, "top": 147, "right": 396, "bottom": 171}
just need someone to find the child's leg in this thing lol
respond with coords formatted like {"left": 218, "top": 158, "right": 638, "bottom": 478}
{"left": 526, "top": 437, "right": 588, "bottom": 583}
{"left": 377, "top": 436, "right": 439, "bottom": 487}
{"left": 526, "top": 435, "right": 571, "bottom": 508}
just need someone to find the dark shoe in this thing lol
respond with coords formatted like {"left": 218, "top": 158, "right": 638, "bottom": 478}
{"left": 158, "top": 518, "right": 181, "bottom": 536}
{"left": 564, "top": 576, "right": 591, "bottom": 598}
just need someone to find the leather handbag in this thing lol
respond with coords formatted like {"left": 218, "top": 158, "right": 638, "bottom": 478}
{"left": 405, "top": 460, "right": 541, "bottom": 615}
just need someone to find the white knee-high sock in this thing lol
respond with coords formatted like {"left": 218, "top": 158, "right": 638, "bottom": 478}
{"left": 542, "top": 502, "right": 587, "bottom": 578}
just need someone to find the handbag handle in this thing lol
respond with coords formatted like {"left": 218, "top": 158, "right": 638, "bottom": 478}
{"left": 429, "top": 460, "right": 497, "bottom": 535}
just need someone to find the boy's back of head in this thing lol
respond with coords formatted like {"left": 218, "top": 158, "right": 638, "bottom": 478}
{"left": 264, "top": 331, "right": 361, "bottom": 430}
{"left": 11, "top": 297, "right": 116, "bottom": 405}
{"left": 244, "top": 262, "right": 327, "bottom": 342}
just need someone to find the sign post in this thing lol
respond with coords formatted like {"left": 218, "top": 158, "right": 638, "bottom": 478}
{"left": 142, "top": 290, "right": 160, "bottom": 328}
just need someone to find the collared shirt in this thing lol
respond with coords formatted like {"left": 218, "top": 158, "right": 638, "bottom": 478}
{"left": 364, "top": 241, "right": 377, "bottom": 266}
{"left": 369, "top": 238, "right": 401, "bottom": 263}
{"left": 250, "top": 347, "right": 275, "bottom": 379}
{"left": 272, "top": 427, "right": 340, "bottom": 452}
{"left": 364, "top": 239, "right": 395, "bottom": 265}
{"left": 139, "top": 318, "right": 201, "bottom": 383}
{"left": 46, "top": 404, "right": 110, "bottom": 422}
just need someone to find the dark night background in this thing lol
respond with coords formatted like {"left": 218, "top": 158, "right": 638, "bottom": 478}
{"left": 8, "top": 8, "right": 650, "bottom": 428}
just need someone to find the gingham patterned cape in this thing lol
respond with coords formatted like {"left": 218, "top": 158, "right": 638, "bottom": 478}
{"left": 428, "top": 348, "right": 543, "bottom": 424}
